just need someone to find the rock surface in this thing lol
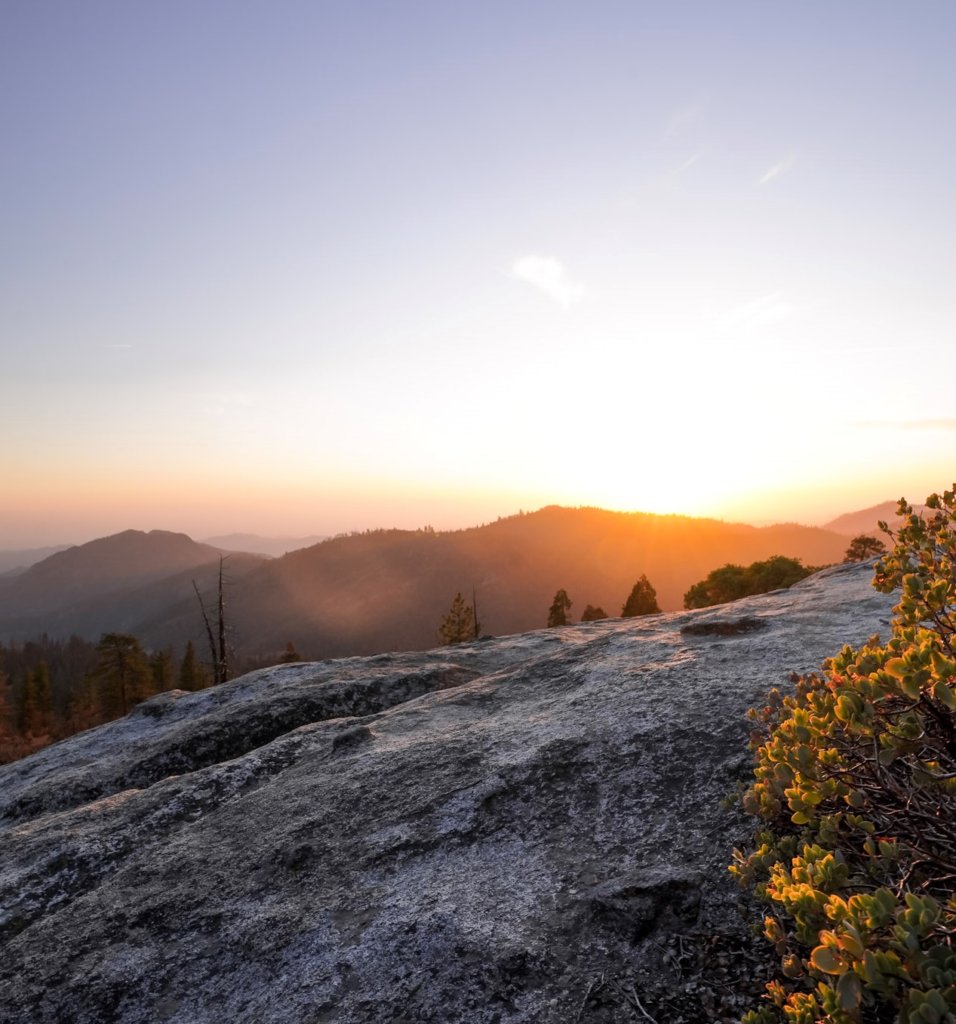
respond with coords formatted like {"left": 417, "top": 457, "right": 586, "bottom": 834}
{"left": 0, "top": 562, "right": 894, "bottom": 1023}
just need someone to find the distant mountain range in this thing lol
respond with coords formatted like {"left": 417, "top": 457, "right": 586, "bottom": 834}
{"left": 0, "top": 545, "right": 71, "bottom": 578}
{"left": 201, "top": 533, "right": 328, "bottom": 558}
{"left": 0, "top": 506, "right": 869, "bottom": 660}
{"left": 0, "top": 531, "right": 267, "bottom": 645}
{"left": 822, "top": 500, "right": 927, "bottom": 539}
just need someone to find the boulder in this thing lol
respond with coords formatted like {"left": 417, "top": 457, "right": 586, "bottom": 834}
{"left": 0, "top": 562, "right": 894, "bottom": 1023}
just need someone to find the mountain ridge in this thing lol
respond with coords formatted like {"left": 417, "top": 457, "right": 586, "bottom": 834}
{"left": 0, "top": 506, "right": 858, "bottom": 658}
{"left": 822, "top": 499, "right": 928, "bottom": 538}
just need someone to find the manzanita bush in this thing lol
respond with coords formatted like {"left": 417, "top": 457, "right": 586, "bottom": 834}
{"left": 732, "top": 487, "right": 956, "bottom": 1024}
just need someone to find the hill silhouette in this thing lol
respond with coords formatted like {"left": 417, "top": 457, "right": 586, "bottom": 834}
{"left": 218, "top": 506, "right": 850, "bottom": 659}
{"left": 0, "top": 530, "right": 267, "bottom": 643}
{"left": 201, "top": 533, "right": 326, "bottom": 558}
{"left": 0, "top": 509, "right": 851, "bottom": 659}
{"left": 823, "top": 500, "right": 928, "bottom": 539}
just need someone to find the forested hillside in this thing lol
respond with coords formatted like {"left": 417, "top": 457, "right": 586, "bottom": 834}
{"left": 224, "top": 506, "right": 850, "bottom": 658}
{"left": 0, "top": 507, "right": 853, "bottom": 664}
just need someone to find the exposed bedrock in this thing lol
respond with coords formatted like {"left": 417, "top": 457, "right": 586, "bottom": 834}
{"left": 0, "top": 562, "right": 893, "bottom": 1023}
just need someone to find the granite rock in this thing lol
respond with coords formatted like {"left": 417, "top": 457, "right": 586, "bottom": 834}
{"left": 0, "top": 562, "right": 894, "bottom": 1023}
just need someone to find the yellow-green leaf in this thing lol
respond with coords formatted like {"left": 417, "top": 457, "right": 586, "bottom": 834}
{"left": 810, "top": 945, "right": 847, "bottom": 975}
{"left": 884, "top": 658, "right": 908, "bottom": 679}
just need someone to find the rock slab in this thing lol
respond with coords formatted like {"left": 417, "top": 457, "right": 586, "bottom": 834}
{"left": 0, "top": 562, "right": 894, "bottom": 1023}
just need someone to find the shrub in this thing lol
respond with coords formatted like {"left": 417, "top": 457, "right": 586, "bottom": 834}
{"left": 685, "top": 556, "right": 817, "bottom": 609}
{"left": 731, "top": 488, "right": 956, "bottom": 1023}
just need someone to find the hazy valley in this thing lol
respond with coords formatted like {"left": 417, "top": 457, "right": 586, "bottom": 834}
{"left": 0, "top": 503, "right": 878, "bottom": 662}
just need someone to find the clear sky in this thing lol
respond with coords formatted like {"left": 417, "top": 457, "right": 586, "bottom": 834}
{"left": 2, "top": 1, "right": 954, "bottom": 546}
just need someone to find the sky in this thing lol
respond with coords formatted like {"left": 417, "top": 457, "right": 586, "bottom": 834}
{"left": 2, "top": 1, "right": 954, "bottom": 547}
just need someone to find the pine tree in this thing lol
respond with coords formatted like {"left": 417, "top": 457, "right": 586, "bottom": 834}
{"left": 91, "top": 633, "right": 151, "bottom": 717}
{"left": 547, "top": 589, "right": 572, "bottom": 627}
{"left": 178, "top": 640, "right": 207, "bottom": 692}
{"left": 439, "top": 593, "right": 476, "bottom": 644}
{"left": 17, "top": 663, "right": 54, "bottom": 737}
{"left": 580, "top": 604, "right": 607, "bottom": 621}
{"left": 67, "top": 673, "right": 100, "bottom": 735}
{"left": 843, "top": 533, "right": 887, "bottom": 562}
{"left": 0, "top": 671, "right": 18, "bottom": 759}
{"left": 149, "top": 649, "right": 176, "bottom": 694}
{"left": 622, "top": 575, "right": 660, "bottom": 617}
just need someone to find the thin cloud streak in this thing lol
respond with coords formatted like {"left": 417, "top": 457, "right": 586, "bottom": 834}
{"left": 511, "top": 255, "right": 585, "bottom": 307}
{"left": 673, "top": 152, "right": 704, "bottom": 177}
{"left": 758, "top": 155, "right": 795, "bottom": 185}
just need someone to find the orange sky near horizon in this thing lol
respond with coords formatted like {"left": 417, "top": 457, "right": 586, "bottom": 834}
{"left": 3, "top": 5, "right": 954, "bottom": 549}
{"left": 3, "top": 450, "right": 952, "bottom": 549}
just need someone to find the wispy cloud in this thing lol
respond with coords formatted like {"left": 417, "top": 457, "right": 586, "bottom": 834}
{"left": 758, "top": 155, "right": 795, "bottom": 185}
{"left": 723, "top": 291, "right": 794, "bottom": 328}
{"left": 511, "top": 255, "right": 585, "bottom": 307}
{"left": 665, "top": 101, "right": 705, "bottom": 137}
{"left": 856, "top": 418, "right": 956, "bottom": 432}
{"left": 672, "top": 152, "right": 704, "bottom": 177}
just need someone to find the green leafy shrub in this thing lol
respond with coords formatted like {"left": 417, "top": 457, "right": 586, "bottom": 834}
{"left": 684, "top": 555, "right": 818, "bottom": 610}
{"left": 731, "top": 488, "right": 956, "bottom": 1024}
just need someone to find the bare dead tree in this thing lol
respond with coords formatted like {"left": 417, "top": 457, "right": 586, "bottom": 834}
{"left": 192, "top": 556, "right": 230, "bottom": 685}
{"left": 472, "top": 585, "right": 481, "bottom": 640}
{"left": 217, "top": 557, "right": 228, "bottom": 682}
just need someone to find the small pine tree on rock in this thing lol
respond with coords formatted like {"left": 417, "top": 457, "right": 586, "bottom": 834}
{"left": 547, "top": 589, "right": 572, "bottom": 627}
{"left": 622, "top": 575, "right": 660, "bottom": 617}
{"left": 580, "top": 604, "right": 607, "bottom": 621}
{"left": 843, "top": 533, "right": 887, "bottom": 562}
{"left": 439, "top": 593, "right": 476, "bottom": 645}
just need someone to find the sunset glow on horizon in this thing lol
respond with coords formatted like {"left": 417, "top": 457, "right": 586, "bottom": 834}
{"left": 2, "top": 3, "right": 954, "bottom": 548}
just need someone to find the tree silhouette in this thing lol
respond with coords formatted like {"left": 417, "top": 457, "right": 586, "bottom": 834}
{"left": 439, "top": 593, "right": 476, "bottom": 644}
{"left": 843, "top": 534, "right": 887, "bottom": 562}
{"left": 149, "top": 649, "right": 176, "bottom": 693}
{"left": 580, "top": 604, "right": 607, "bottom": 621}
{"left": 178, "top": 640, "right": 207, "bottom": 692}
{"left": 622, "top": 575, "right": 660, "bottom": 617}
{"left": 547, "top": 589, "right": 572, "bottom": 627}
{"left": 193, "top": 556, "right": 230, "bottom": 685}
{"left": 683, "top": 555, "right": 815, "bottom": 609}
{"left": 17, "top": 663, "right": 53, "bottom": 737}
{"left": 91, "top": 633, "right": 151, "bottom": 717}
